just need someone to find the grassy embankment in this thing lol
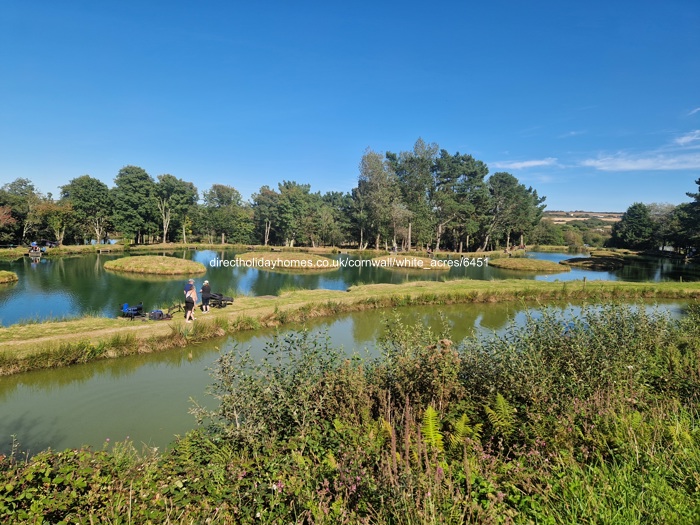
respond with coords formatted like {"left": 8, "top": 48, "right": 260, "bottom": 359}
{"left": 0, "top": 271, "right": 18, "bottom": 284}
{"left": 1, "top": 303, "right": 700, "bottom": 523}
{"left": 1, "top": 276, "right": 700, "bottom": 376}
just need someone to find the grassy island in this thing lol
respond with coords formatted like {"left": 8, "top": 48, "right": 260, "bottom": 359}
{"left": 0, "top": 270, "right": 18, "bottom": 284}
{"left": 488, "top": 257, "right": 571, "bottom": 272}
{"left": 561, "top": 250, "right": 626, "bottom": 270}
{"left": 235, "top": 251, "right": 337, "bottom": 271}
{"left": 372, "top": 254, "right": 450, "bottom": 270}
{"left": 103, "top": 255, "right": 207, "bottom": 275}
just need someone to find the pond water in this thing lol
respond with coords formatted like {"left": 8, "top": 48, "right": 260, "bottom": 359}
{"left": 0, "top": 300, "right": 687, "bottom": 456}
{"left": 527, "top": 251, "right": 700, "bottom": 283}
{"left": 0, "top": 250, "right": 697, "bottom": 326}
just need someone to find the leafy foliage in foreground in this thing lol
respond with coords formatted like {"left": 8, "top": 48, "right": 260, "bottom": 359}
{"left": 2, "top": 302, "right": 700, "bottom": 524}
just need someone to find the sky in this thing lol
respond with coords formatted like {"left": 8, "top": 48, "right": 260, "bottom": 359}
{"left": 1, "top": 0, "right": 699, "bottom": 212}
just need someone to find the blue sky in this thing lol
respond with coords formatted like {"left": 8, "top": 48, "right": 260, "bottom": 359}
{"left": 1, "top": 0, "right": 699, "bottom": 212}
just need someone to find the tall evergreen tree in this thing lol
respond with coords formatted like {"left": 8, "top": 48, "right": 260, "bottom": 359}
{"left": 609, "top": 202, "right": 655, "bottom": 250}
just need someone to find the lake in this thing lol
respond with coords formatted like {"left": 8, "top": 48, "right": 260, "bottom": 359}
{"left": 0, "top": 250, "right": 697, "bottom": 326}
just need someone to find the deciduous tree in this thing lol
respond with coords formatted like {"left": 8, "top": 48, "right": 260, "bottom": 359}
{"left": 61, "top": 175, "right": 112, "bottom": 243}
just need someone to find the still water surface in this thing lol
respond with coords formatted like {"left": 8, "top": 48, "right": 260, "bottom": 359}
{"left": 0, "top": 250, "right": 697, "bottom": 326}
{"left": 0, "top": 301, "right": 686, "bottom": 455}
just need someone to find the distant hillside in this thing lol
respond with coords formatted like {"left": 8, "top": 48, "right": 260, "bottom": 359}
{"left": 543, "top": 211, "right": 622, "bottom": 224}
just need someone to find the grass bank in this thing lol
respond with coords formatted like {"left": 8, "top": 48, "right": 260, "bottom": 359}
{"left": 487, "top": 257, "right": 570, "bottom": 272}
{"left": 2, "top": 304, "right": 700, "bottom": 523}
{"left": 103, "top": 255, "right": 207, "bottom": 275}
{"left": 1, "top": 278, "right": 700, "bottom": 376}
{"left": 0, "top": 271, "right": 18, "bottom": 284}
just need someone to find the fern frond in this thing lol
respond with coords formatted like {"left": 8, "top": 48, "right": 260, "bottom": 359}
{"left": 421, "top": 405, "right": 444, "bottom": 452}
{"left": 485, "top": 393, "right": 516, "bottom": 438}
{"left": 448, "top": 413, "right": 483, "bottom": 450}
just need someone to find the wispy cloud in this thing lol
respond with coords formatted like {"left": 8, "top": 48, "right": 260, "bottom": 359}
{"left": 558, "top": 130, "right": 585, "bottom": 138}
{"left": 581, "top": 152, "right": 700, "bottom": 171}
{"left": 675, "top": 130, "right": 700, "bottom": 146}
{"left": 581, "top": 128, "right": 700, "bottom": 171}
{"left": 689, "top": 107, "right": 700, "bottom": 116}
{"left": 491, "top": 157, "right": 558, "bottom": 170}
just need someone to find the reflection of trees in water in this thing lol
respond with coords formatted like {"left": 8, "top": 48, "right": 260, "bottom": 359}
{"left": 347, "top": 304, "right": 522, "bottom": 346}
{"left": 0, "top": 338, "right": 224, "bottom": 402}
{"left": 613, "top": 258, "right": 700, "bottom": 282}
{"left": 0, "top": 413, "right": 63, "bottom": 456}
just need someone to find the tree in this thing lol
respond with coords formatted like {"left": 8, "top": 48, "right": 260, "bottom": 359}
{"left": 320, "top": 191, "right": 353, "bottom": 247}
{"left": 355, "top": 148, "right": 400, "bottom": 250}
{"left": 61, "top": 175, "right": 112, "bottom": 243}
{"left": 251, "top": 186, "right": 280, "bottom": 246}
{"left": 685, "top": 178, "right": 700, "bottom": 249}
{"left": 0, "top": 205, "right": 17, "bottom": 244}
{"left": 155, "top": 174, "right": 198, "bottom": 243}
{"left": 35, "top": 200, "right": 74, "bottom": 245}
{"left": 0, "top": 178, "right": 42, "bottom": 243}
{"left": 530, "top": 219, "right": 565, "bottom": 246}
{"left": 647, "top": 202, "right": 677, "bottom": 250}
{"left": 201, "top": 184, "right": 253, "bottom": 244}
{"left": 387, "top": 138, "right": 438, "bottom": 249}
{"left": 609, "top": 202, "right": 655, "bottom": 250}
{"left": 275, "top": 181, "right": 313, "bottom": 247}
{"left": 480, "top": 172, "right": 544, "bottom": 250}
{"left": 111, "top": 166, "right": 158, "bottom": 244}
{"left": 432, "top": 150, "right": 489, "bottom": 251}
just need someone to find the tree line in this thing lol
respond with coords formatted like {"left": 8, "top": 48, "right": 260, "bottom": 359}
{"left": 0, "top": 138, "right": 548, "bottom": 251}
{"left": 606, "top": 179, "right": 700, "bottom": 255}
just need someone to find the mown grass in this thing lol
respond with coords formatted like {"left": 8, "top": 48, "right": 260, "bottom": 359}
{"left": 2, "top": 303, "right": 700, "bottom": 523}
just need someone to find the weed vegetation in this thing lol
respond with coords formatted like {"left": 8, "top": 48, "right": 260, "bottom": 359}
{"left": 2, "top": 303, "right": 700, "bottom": 523}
